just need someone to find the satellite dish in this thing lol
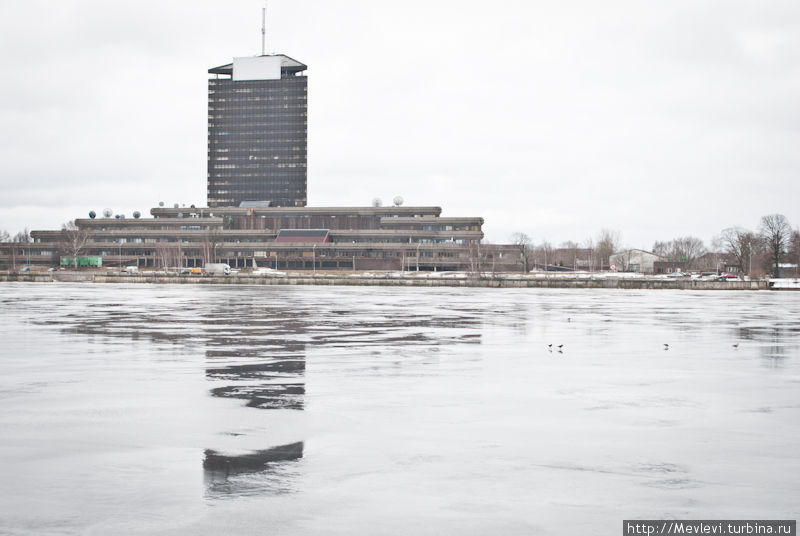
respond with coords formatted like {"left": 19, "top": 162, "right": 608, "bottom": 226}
{"left": 133, "top": 211, "right": 141, "bottom": 219}
{"left": 119, "top": 214, "right": 125, "bottom": 219}
{"left": 103, "top": 208, "right": 113, "bottom": 218}
{"left": 158, "top": 201, "right": 164, "bottom": 207}
{"left": 114, "top": 214, "right": 120, "bottom": 219}
{"left": 88, "top": 210, "right": 96, "bottom": 219}
{"left": 372, "top": 197, "right": 383, "bottom": 207}
{"left": 190, "top": 204, "right": 195, "bottom": 209}
{"left": 173, "top": 203, "right": 179, "bottom": 209}
{"left": 393, "top": 196, "right": 404, "bottom": 207}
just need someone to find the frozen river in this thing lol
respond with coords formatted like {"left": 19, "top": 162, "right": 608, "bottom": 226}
{"left": 0, "top": 283, "right": 798, "bottom": 535}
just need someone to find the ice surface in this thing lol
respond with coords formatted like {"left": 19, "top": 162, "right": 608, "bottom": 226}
{"left": 0, "top": 283, "right": 798, "bottom": 535}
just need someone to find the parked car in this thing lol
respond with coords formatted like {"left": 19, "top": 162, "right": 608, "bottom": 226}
{"left": 719, "top": 273, "right": 739, "bottom": 280}
{"left": 666, "top": 271, "right": 690, "bottom": 278}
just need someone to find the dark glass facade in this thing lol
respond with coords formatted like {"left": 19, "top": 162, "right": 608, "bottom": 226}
{"left": 207, "top": 68, "right": 307, "bottom": 208}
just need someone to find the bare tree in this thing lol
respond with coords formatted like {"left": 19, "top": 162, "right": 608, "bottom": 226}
{"left": 789, "top": 228, "right": 800, "bottom": 275}
{"left": 651, "top": 240, "right": 669, "bottom": 257}
{"left": 176, "top": 241, "right": 184, "bottom": 269}
{"left": 60, "top": 221, "right": 90, "bottom": 268}
{"left": 155, "top": 241, "right": 183, "bottom": 272}
{"left": 595, "top": 229, "right": 620, "bottom": 270}
{"left": 535, "top": 240, "right": 554, "bottom": 272}
{"left": 467, "top": 240, "right": 483, "bottom": 276}
{"left": 0, "top": 230, "right": 13, "bottom": 269}
{"left": 200, "top": 235, "right": 213, "bottom": 265}
{"left": 650, "top": 236, "right": 706, "bottom": 269}
{"left": 614, "top": 249, "right": 635, "bottom": 272}
{"left": 583, "top": 236, "right": 595, "bottom": 272}
{"left": 759, "top": 213, "right": 791, "bottom": 277}
{"left": 8, "top": 242, "right": 18, "bottom": 271}
{"left": 155, "top": 241, "right": 169, "bottom": 270}
{"left": 482, "top": 240, "right": 497, "bottom": 276}
{"left": 720, "top": 227, "right": 759, "bottom": 275}
{"left": 510, "top": 232, "right": 534, "bottom": 272}
{"left": 13, "top": 229, "right": 32, "bottom": 243}
{"left": 705, "top": 235, "right": 723, "bottom": 273}
{"left": 205, "top": 229, "right": 221, "bottom": 265}
{"left": 672, "top": 236, "right": 706, "bottom": 269}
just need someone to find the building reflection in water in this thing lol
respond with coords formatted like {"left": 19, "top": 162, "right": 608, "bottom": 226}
{"left": 35, "top": 288, "right": 485, "bottom": 498}
{"left": 202, "top": 312, "right": 309, "bottom": 497}
{"left": 203, "top": 442, "right": 305, "bottom": 497}
{"left": 199, "top": 297, "right": 485, "bottom": 497}
{"left": 206, "top": 347, "right": 306, "bottom": 410}
{"left": 204, "top": 442, "right": 304, "bottom": 475}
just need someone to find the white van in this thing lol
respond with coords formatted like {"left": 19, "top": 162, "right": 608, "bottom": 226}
{"left": 204, "top": 263, "right": 231, "bottom": 276}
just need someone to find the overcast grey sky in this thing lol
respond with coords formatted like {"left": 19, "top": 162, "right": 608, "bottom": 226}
{"left": 1, "top": 1, "right": 798, "bottom": 247}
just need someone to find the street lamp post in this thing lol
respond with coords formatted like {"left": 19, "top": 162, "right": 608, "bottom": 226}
{"left": 544, "top": 248, "right": 548, "bottom": 278}
{"left": 313, "top": 244, "right": 316, "bottom": 276}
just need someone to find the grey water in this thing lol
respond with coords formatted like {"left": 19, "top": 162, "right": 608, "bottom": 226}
{"left": 0, "top": 283, "right": 798, "bottom": 535}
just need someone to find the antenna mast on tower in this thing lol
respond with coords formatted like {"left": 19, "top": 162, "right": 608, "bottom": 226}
{"left": 261, "top": 5, "right": 266, "bottom": 55}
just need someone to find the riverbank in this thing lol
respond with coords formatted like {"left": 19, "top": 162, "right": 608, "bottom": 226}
{"left": 0, "top": 270, "right": 774, "bottom": 289}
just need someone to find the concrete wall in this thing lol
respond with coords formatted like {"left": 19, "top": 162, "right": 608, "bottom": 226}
{"left": 0, "top": 271, "right": 771, "bottom": 290}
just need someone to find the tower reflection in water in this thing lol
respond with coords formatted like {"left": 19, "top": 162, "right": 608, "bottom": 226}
{"left": 202, "top": 321, "right": 308, "bottom": 497}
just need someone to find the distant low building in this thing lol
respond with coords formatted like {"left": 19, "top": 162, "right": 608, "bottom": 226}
{"left": 609, "top": 249, "right": 661, "bottom": 273}
{"left": 653, "top": 260, "right": 687, "bottom": 274}
{"left": 693, "top": 252, "right": 742, "bottom": 274}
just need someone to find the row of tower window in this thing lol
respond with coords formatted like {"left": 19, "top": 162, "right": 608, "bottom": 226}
{"left": 209, "top": 136, "right": 304, "bottom": 145}
{"left": 208, "top": 83, "right": 306, "bottom": 90}
{"left": 209, "top": 146, "right": 306, "bottom": 152}
{"left": 209, "top": 95, "right": 307, "bottom": 101}
{"left": 212, "top": 163, "right": 304, "bottom": 169}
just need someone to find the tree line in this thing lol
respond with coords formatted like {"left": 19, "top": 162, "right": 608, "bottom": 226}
{"left": 511, "top": 213, "right": 799, "bottom": 277}
{"left": 0, "top": 229, "right": 32, "bottom": 243}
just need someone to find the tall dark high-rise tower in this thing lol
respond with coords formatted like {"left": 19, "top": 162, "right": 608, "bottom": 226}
{"left": 207, "top": 55, "right": 307, "bottom": 208}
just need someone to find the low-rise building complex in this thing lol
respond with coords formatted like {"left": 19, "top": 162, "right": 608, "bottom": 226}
{"left": 2, "top": 204, "right": 522, "bottom": 272}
